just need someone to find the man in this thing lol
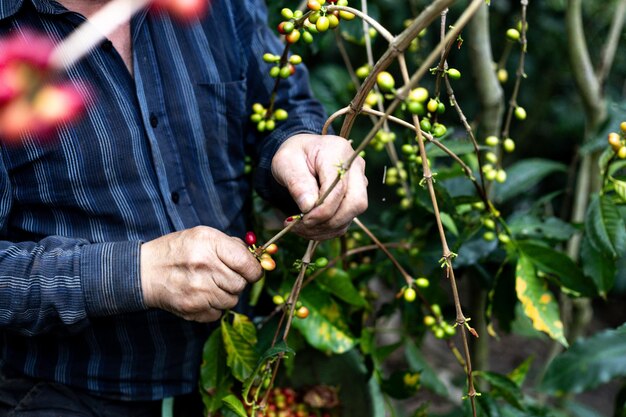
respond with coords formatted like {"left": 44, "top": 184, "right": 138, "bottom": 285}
{"left": 0, "top": 0, "right": 368, "bottom": 415}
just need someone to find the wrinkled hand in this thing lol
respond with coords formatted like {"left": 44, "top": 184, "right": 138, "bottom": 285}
{"left": 272, "top": 134, "right": 368, "bottom": 240}
{"left": 140, "top": 226, "right": 263, "bottom": 322}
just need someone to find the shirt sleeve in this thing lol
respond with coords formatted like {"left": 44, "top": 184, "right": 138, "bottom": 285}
{"left": 0, "top": 158, "right": 145, "bottom": 336}
{"left": 236, "top": 0, "right": 330, "bottom": 213}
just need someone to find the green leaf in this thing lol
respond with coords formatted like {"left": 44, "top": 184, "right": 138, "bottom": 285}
{"left": 200, "top": 330, "right": 232, "bottom": 413}
{"left": 232, "top": 312, "right": 257, "bottom": 345}
{"left": 316, "top": 268, "right": 367, "bottom": 307}
{"left": 221, "top": 315, "right": 259, "bottom": 382}
{"left": 405, "top": 339, "right": 448, "bottom": 396}
{"left": 291, "top": 285, "right": 356, "bottom": 354}
{"left": 541, "top": 324, "right": 626, "bottom": 394}
{"left": 580, "top": 235, "right": 616, "bottom": 296}
{"left": 517, "top": 241, "right": 596, "bottom": 297}
{"left": 613, "top": 178, "right": 626, "bottom": 203}
{"left": 515, "top": 255, "right": 567, "bottom": 346}
{"left": 507, "top": 356, "right": 534, "bottom": 387}
{"left": 439, "top": 212, "right": 459, "bottom": 236}
{"left": 493, "top": 159, "right": 567, "bottom": 203}
{"left": 509, "top": 215, "right": 577, "bottom": 241}
{"left": 221, "top": 395, "right": 248, "bottom": 417}
{"left": 475, "top": 371, "right": 525, "bottom": 410}
{"left": 585, "top": 194, "right": 626, "bottom": 259}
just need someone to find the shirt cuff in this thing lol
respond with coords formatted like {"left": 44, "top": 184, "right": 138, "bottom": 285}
{"left": 81, "top": 241, "right": 145, "bottom": 316}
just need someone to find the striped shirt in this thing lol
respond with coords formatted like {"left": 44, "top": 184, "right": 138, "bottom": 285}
{"left": 0, "top": 0, "right": 326, "bottom": 400}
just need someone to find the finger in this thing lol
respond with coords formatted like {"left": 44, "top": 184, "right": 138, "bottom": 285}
{"left": 216, "top": 237, "right": 263, "bottom": 283}
{"left": 325, "top": 156, "right": 368, "bottom": 227}
{"left": 206, "top": 278, "right": 240, "bottom": 310}
{"left": 184, "top": 307, "right": 223, "bottom": 323}
{"left": 272, "top": 145, "right": 319, "bottom": 213}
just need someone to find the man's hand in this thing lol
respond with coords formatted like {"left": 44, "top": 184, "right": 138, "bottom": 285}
{"left": 140, "top": 226, "right": 263, "bottom": 322}
{"left": 272, "top": 134, "right": 368, "bottom": 240}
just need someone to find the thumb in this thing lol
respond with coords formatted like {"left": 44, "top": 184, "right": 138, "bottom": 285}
{"left": 272, "top": 152, "right": 319, "bottom": 214}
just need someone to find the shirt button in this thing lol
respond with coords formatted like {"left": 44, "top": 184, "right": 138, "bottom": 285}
{"left": 171, "top": 192, "right": 180, "bottom": 204}
{"left": 149, "top": 114, "right": 158, "bottom": 128}
{"left": 101, "top": 40, "right": 113, "bottom": 52}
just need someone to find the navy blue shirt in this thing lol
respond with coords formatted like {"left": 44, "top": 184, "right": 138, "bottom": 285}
{"left": 0, "top": 0, "right": 326, "bottom": 400}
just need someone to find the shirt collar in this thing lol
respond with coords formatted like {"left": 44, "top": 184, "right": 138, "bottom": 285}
{"left": 0, "top": 0, "right": 69, "bottom": 21}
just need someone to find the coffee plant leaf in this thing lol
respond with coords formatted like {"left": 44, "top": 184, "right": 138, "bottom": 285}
{"left": 613, "top": 179, "right": 626, "bottom": 203}
{"left": 292, "top": 285, "right": 356, "bottom": 354}
{"left": 233, "top": 312, "right": 257, "bottom": 345}
{"left": 508, "top": 215, "right": 577, "bottom": 242}
{"left": 475, "top": 371, "right": 525, "bottom": 411}
{"left": 221, "top": 315, "right": 259, "bottom": 382}
{"left": 515, "top": 255, "right": 568, "bottom": 347}
{"left": 517, "top": 240, "right": 596, "bottom": 297}
{"left": 405, "top": 338, "right": 448, "bottom": 397}
{"left": 507, "top": 356, "right": 534, "bottom": 387}
{"left": 493, "top": 159, "right": 567, "bottom": 203}
{"left": 316, "top": 267, "right": 367, "bottom": 307}
{"left": 580, "top": 235, "right": 616, "bottom": 297}
{"left": 540, "top": 324, "right": 626, "bottom": 394}
{"left": 221, "top": 395, "right": 247, "bottom": 417}
{"left": 585, "top": 194, "right": 626, "bottom": 259}
{"left": 200, "top": 330, "right": 232, "bottom": 413}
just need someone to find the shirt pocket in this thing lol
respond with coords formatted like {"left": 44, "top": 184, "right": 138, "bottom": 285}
{"left": 194, "top": 79, "right": 248, "bottom": 184}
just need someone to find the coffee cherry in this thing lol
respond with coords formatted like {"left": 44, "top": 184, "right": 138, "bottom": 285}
{"left": 260, "top": 254, "right": 276, "bottom": 271}
{"left": 269, "top": 66, "right": 280, "bottom": 78}
{"left": 483, "top": 218, "right": 495, "bottom": 229}
{"left": 285, "top": 30, "right": 301, "bottom": 44}
{"left": 272, "top": 294, "right": 285, "bottom": 305}
{"left": 307, "top": 0, "right": 322, "bottom": 11}
{"left": 245, "top": 231, "right": 257, "bottom": 246}
{"left": 419, "top": 118, "right": 432, "bottom": 132}
{"left": 483, "top": 231, "right": 495, "bottom": 241}
{"left": 437, "top": 102, "right": 446, "bottom": 114}
{"left": 266, "top": 243, "right": 279, "bottom": 255}
{"left": 608, "top": 132, "right": 622, "bottom": 151}
{"left": 356, "top": 65, "right": 370, "bottom": 79}
{"left": 619, "top": 146, "right": 626, "bottom": 159}
{"left": 495, "top": 169, "right": 507, "bottom": 183}
{"left": 314, "top": 257, "right": 329, "bottom": 268}
{"left": 497, "top": 68, "right": 508, "bottom": 83}
{"left": 302, "top": 31, "right": 314, "bottom": 44}
{"left": 423, "top": 315, "right": 436, "bottom": 326}
{"left": 621, "top": 121, "right": 626, "bottom": 133}
{"left": 339, "top": 10, "right": 356, "bottom": 20}
{"left": 281, "top": 8, "right": 294, "bottom": 19}
{"left": 295, "top": 306, "right": 310, "bottom": 319}
{"left": 316, "top": 15, "right": 330, "bottom": 32}
{"left": 515, "top": 106, "right": 527, "bottom": 120}
{"left": 432, "top": 123, "right": 446, "bottom": 138}
{"left": 403, "top": 287, "right": 417, "bottom": 302}
{"left": 503, "top": 138, "right": 516, "bottom": 153}
{"left": 498, "top": 233, "right": 511, "bottom": 244}
{"left": 279, "top": 66, "right": 292, "bottom": 79}
{"left": 274, "top": 108, "right": 288, "bottom": 121}
{"left": 328, "top": 13, "right": 340, "bottom": 29}
{"left": 426, "top": 99, "right": 438, "bottom": 114}
{"left": 416, "top": 277, "right": 429, "bottom": 288}
{"left": 407, "top": 101, "right": 424, "bottom": 115}
{"left": 376, "top": 71, "right": 395, "bottom": 92}
{"left": 409, "top": 87, "right": 429, "bottom": 103}
{"left": 447, "top": 68, "right": 461, "bottom": 80}
{"left": 485, "top": 151, "right": 497, "bottom": 164}
{"left": 506, "top": 28, "right": 521, "bottom": 42}
{"left": 289, "top": 54, "right": 302, "bottom": 65}
{"left": 485, "top": 135, "right": 499, "bottom": 146}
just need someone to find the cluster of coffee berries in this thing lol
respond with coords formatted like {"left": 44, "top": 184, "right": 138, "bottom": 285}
{"left": 250, "top": 103, "right": 289, "bottom": 132}
{"left": 608, "top": 122, "right": 626, "bottom": 159}
{"left": 263, "top": 53, "right": 303, "bottom": 79}
{"left": 246, "top": 231, "right": 278, "bottom": 271}
{"left": 422, "top": 304, "right": 456, "bottom": 339}
{"left": 481, "top": 135, "right": 515, "bottom": 183}
{"left": 0, "top": 31, "right": 86, "bottom": 142}
{"left": 250, "top": 386, "right": 337, "bottom": 417}
{"left": 481, "top": 216, "right": 509, "bottom": 244}
{"left": 272, "top": 294, "right": 310, "bottom": 319}
{"left": 400, "top": 277, "right": 429, "bottom": 303}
